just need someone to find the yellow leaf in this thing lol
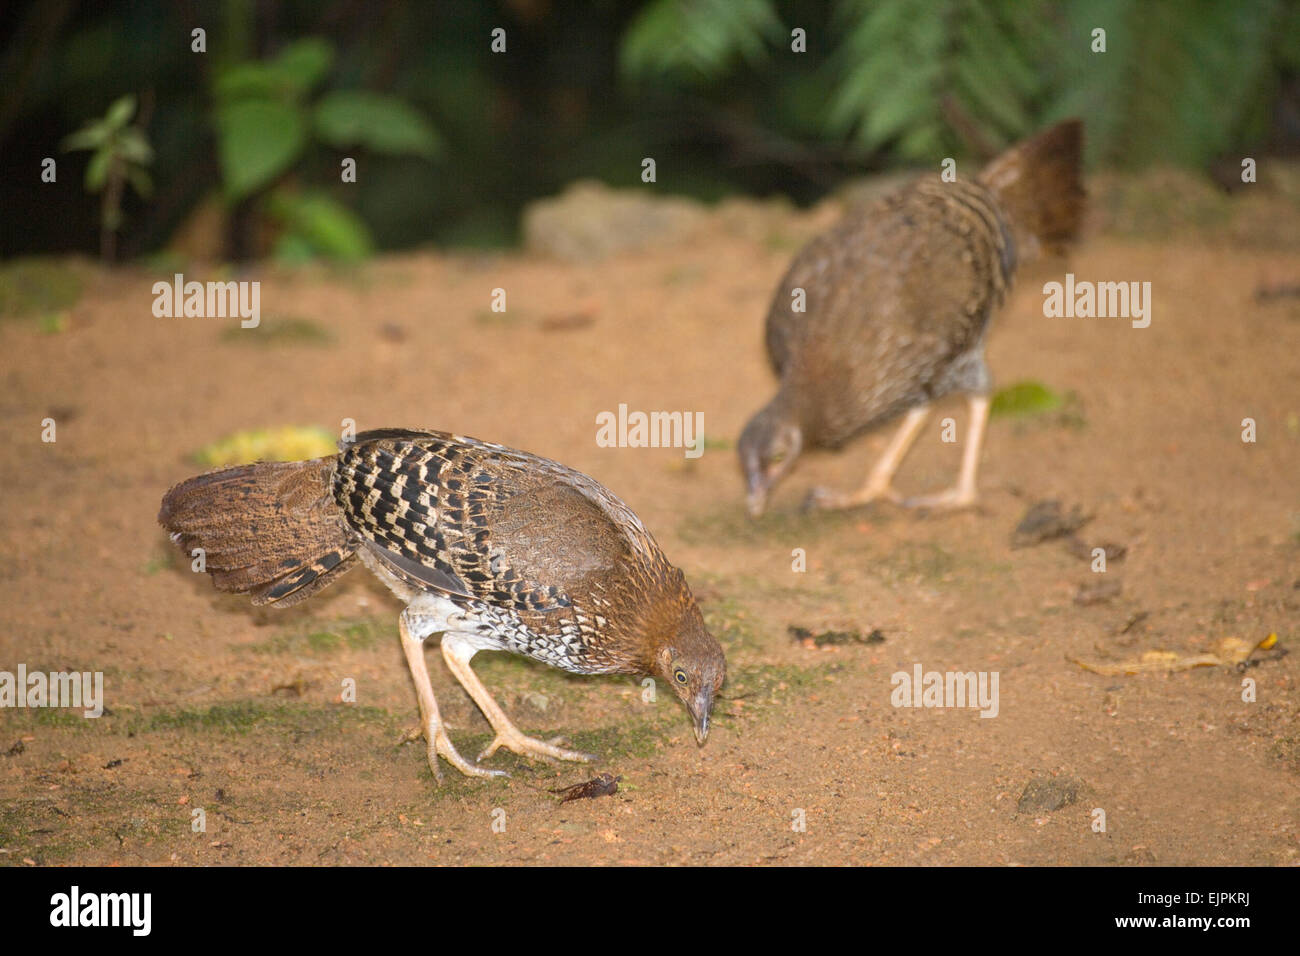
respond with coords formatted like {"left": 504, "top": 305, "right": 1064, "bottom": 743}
{"left": 193, "top": 425, "right": 337, "bottom": 466}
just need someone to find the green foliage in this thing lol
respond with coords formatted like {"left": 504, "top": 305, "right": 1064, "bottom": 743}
{"left": 38, "top": 311, "right": 70, "bottom": 334}
{"left": 314, "top": 91, "right": 441, "bottom": 158}
{"left": 214, "top": 37, "right": 334, "bottom": 103}
{"left": 0, "top": 258, "right": 85, "bottom": 319}
{"left": 62, "top": 95, "right": 154, "bottom": 189}
{"left": 618, "top": 0, "right": 1296, "bottom": 169}
{"left": 213, "top": 36, "right": 440, "bottom": 201}
{"left": 61, "top": 94, "right": 154, "bottom": 255}
{"left": 213, "top": 38, "right": 332, "bottom": 200}
{"left": 210, "top": 36, "right": 439, "bottom": 260}
{"left": 266, "top": 35, "right": 335, "bottom": 93}
{"left": 827, "top": 0, "right": 1052, "bottom": 159}
{"left": 10, "top": 2, "right": 1296, "bottom": 260}
{"left": 991, "top": 381, "right": 1085, "bottom": 429}
{"left": 1279, "top": 1, "right": 1300, "bottom": 70}
{"left": 216, "top": 99, "right": 307, "bottom": 201}
{"left": 620, "top": 0, "right": 783, "bottom": 83}
{"left": 269, "top": 190, "right": 374, "bottom": 262}
{"left": 1047, "top": 0, "right": 1285, "bottom": 167}
{"left": 827, "top": 0, "right": 1296, "bottom": 166}
{"left": 990, "top": 381, "right": 1064, "bottom": 418}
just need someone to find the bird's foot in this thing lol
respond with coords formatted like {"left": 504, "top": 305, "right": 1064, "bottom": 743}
{"left": 902, "top": 486, "right": 978, "bottom": 511}
{"left": 425, "top": 725, "right": 509, "bottom": 781}
{"left": 803, "top": 483, "right": 901, "bottom": 512}
{"left": 478, "top": 727, "right": 596, "bottom": 765}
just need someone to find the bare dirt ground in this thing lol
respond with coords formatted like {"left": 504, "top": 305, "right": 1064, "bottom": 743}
{"left": 2, "top": 177, "right": 1298, "bottom": 866}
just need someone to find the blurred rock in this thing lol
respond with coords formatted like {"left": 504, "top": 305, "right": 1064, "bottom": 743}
{"left": 1075, "top": 578, "right": 1123, "bottom": 605}
{"left": 520, "top": 691, "right": 553, "bottom": 715}
{"left": 1090, "top": 164, "right": 1300, "bottom": 248}
{"left": 522, "top": 180, "right": 707, "bottom": 262}
{"left": 1017, "top": 774, "right": 1084, "bottom": 813}
{"left": 1011, "top": 500, "right": 1092, "bottom": 549}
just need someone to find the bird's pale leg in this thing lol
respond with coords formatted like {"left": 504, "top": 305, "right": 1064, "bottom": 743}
{"left": 904, "top": 393, "right": 990, "bottom": 510}
{"left": 807, "top": 405, "right": 930, "bottom": 510}
{"left": 399, "top": 613, "right": 507, "bottom": 781}
{"left": 440, "top": 635, "right": 595, "bottom": 765}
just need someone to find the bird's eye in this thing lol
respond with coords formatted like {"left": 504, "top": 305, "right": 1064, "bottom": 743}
{"left": 770, "top": 452, "right": 786, "bottom": 465}
{"left": 674, "top": 668, "right": 688, "bottom": 685}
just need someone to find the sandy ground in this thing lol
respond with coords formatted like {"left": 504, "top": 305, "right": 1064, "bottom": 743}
{"left": 1, "top": 186, "right": 1298, "bottom": 866}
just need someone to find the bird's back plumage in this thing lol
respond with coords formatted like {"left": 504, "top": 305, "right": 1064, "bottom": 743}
{"left": 334, "top": 428, "right": 655, "bottom": 610}
{"left": 159, "top": 428, "right": 694, "bottom": 675}
{"left": 765, "top": 178, "right": 1016, "bottom": 446}
{"left": 739, "top": 121, "right": 1084, "bottom": 515}
{"left": 330, "top": 428, "right": 681, "bottom": 673}
{"left": 760, "top": 120, "right": 1083, "bottom": 448}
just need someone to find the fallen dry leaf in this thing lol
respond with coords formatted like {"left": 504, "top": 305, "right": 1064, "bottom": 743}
{"left": 1069, "top": 634, "right": 1277, "bottom": 675}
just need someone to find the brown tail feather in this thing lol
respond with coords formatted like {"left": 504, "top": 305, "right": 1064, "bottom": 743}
{"left": 158, "top": 457, "right": 357, "bottom": 607}
{"left": 978, "top": 119, "right": 1085, "bottom": 256}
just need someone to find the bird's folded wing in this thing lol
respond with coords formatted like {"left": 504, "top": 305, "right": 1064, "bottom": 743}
{"left": 335, "top": 432, "right": 633, "bottom": 613}
{"left": 766, "top": 182, "right": 1008, "bottom": 381}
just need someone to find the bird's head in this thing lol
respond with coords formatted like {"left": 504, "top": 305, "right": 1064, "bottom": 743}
{"left": 738, "top": 399, "right": 803, "bottom": 517}
{"left": 652, "top": 598, "right": 725, "bottom": 745}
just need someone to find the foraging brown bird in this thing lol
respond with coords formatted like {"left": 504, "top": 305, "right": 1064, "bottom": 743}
{"left": 740, "top": 120, "right": 1084, "bottom": 516}
{"left": 158, "top": 428, "right": 725, "bottom": 781}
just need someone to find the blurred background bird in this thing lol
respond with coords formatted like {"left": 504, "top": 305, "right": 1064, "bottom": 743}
{"left": 740, "top": 120, "right": 1085, "bottom": 516}
{"left": 159, "top": 428, "right": 725, "bottom": 781}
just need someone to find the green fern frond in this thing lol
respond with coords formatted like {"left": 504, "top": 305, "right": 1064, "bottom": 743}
{"left": 620, "top": 0, "right": 784, "bottom": 85}
{"left": 828, "top": 0, "right": 1051, "bottom": 161}
{"left": 1047, "top": 0, "right": 1281, "bottom": 167}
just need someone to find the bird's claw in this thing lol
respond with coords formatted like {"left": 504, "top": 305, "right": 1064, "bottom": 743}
{"left": 803, "top": 486, "right": 847, "bottom": 512}
{"left": 478, "top": 730, "right": 596, "bottom": 765}
{"left": 901, "top": 488, "right": 978, "bottom": 511}
{"left": 429, "top": 727, "right": 509, "bottom": 781}
{"left": 803, "top": 484, "right": 901, "bottom": 512}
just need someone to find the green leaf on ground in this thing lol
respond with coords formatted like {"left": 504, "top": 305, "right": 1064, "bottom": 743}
{"left": 0, "top": 258, "right": 86, "bottom": 319}
{"left": 990, "top": 381, "right": 1064, "bottom": 418}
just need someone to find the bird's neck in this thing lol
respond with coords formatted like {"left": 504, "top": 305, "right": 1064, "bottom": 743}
{"left": 768, "top": 387, "right": 816, "bottom": 443}
{"left": 621, "top": 575, "right": 690, "bottom": 676}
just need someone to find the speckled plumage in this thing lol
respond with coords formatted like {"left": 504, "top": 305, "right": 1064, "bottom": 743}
{"left": 331, "top": 429, "right": 685, "bottom": 675}
{"left": 764, "top": 177, "right": 1015, "bottom": 448}
{"left": 159, "top": 428, "right": 724, "bottom": 780}
{"left": 740, "top": 120, "right": 1084, "bottom": 514}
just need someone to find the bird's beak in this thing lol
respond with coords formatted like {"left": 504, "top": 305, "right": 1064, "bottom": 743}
{"left": 689, "top": 686, "right": 715, "bottom": 744}
{"left": 745, "top": 469, "right": 770, "bottom": 518}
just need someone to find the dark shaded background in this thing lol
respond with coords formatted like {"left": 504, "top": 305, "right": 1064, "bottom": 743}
{"left": 2, "top": 0, "right": 1297, "bottom": 261}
